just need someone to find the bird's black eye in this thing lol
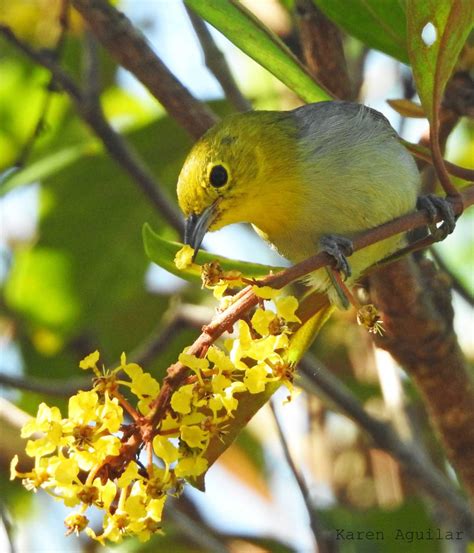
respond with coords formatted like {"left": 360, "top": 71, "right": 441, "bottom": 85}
{"left": 209, "top": 164, "right": 228, "bottom": 188}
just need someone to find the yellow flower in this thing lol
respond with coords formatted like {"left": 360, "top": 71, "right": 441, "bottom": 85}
{"left": 117, "top": 461, "right": 140, "bottom": 488}
{"left": 121, "top": 359, "right": 160, "bottom": 399}
{"left": 124, "top": 494, "right": 146, "bottom": 521}
{"left": 207, "top": 345, "right": 235, "bottom": 372}
{"left": 128, "top": 516, "right": 163, "bottom": 543}
{"left": 147, "top": 497, "right": 166, "bottom": 521}
{"left": 357, "top": 304, "right": 384, "bottom": 335}
{"left": 174, "top": 245, "right": 195, "bottom": 269}
{"left": 48, "top": 455, "right": 79, "bottom": 486}
{"left": 152, "top": 436, "right": 179, "bottom": 465}
{"left": 68, "top": 391, "right": 99, "bottom": 425}
{"left": 25, "top": 423, "right": 63, "bottom": 459}
{"left": 180, "top": 425, "right": 209, "bottom": 449}
{"left": 211, "top": 373, "right": 231, "bottom": 394}
{"left": 171, "top": 384, "right": 194, "bottom": 415}
{"left": 212, "top": 283, "right": 229, "bottom": 299}
{"left": 79, "top": 350, "right": 100, "bottom": 371}
{"left": 12, "top": 456, "right": 52, "bottom": 491}
{"left": 21, "top": 403, "right": 62, "bottom": 437}
{"left": 234, "top": 320, "right": 252, "bottom": 351}
{"left": 244, "top": 363, "right": 270, "bottom": 394}
{"left": 93, "top": 478, "right": 117, "bottom": 511}
{"left": 252, "top": 285, "right": 279, "bottom": 299}
{"left": 64, "top": 513, "right": 89, "bottom": 536}
{"left": 92, "top": 435, "right": 121, "bottom": 462}
{"left": 178, "top": 352, "right": 209, "bottom": 373}
{"left": 251, "top": 308, "right": 278, "bottom": 336}
{"left": 208, "top": 389, "right": 238, "bottom": 415}
{"left": 96, "top": 393, "right": 123, "bottom": 433}
{"left": 275, "top": 296, "right": 301, "bottom": 323}
{"left": 89, "top": 512, "right": 130, "bottom": 543}
{"left": 9, "top": 455, "right": 19, "bottom": 481}
{"left": 175, "top": 455, "right": 208, "bottom": 478}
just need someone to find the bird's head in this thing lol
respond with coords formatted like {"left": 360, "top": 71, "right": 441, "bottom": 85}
{"left": 177, "top": 111, "right": 297, "bottom": 255}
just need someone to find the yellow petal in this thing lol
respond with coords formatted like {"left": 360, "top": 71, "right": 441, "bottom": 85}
{"left": 153, "top": 436, "right": 179, "bottom": 464}
{"left": 275, "top": 296, "right": 301, "bottom": 323}
{"left": 174, "top": 245, "right": 195, "bottom": 270}
{"left": 79, "top": 350, "right": 100, "bottom": 370}
{"left": 251, "top": 308, "right": 277, "bottom": 336}
{"left": 252, "top": 285, "right": 279, "bottom": 299}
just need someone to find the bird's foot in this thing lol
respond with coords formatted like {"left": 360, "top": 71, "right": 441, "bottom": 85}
{"left": 320, "top": 234, "right": 354, "bottom": 280}
{"left": 320, "top": 234, "right": 355, "bottom": 310}
{"left": 416, "top": 194, "right": 456, "bottom": 242}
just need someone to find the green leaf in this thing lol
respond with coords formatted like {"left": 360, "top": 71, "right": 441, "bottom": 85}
{"left": 185, "top": 0, "right": 331, "bottom": 103}
{"left": 3, "top": 112, "right": 193, "bottom": 380}
{"left": 4, "top": 247, "right": 81, "bottom": 330}
{"left": 406, "top": 0, "right": 474, "bottom": 124}
{"left": 143, "top": 223, "right": 284, "bottom": 283}
{"left": 314, "top": 0, "right": 409, "bottom": 63}
{"left": 0, "top": 143, "right": 96, "bottom": 196}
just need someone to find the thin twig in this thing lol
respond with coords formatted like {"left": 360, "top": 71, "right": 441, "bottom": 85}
{"left": 185, "top": 6, "right": 251, "bottom": 112}
{"left": 131, "top": 305, "right": 209, "bottom": 368}
{"left": 299, "top": 354, "right": 474, "bottom": 536}
{"left": 403, "top": 141, "right": 474, "bottom": 182}
{"left": 71, "top": 0, "right": 218, "bottom": 139}
{"left": 0, "top": 503, "right": 16, "bottom": 553}
{"left": 0, "top": 24, "right": 184, "bottom": 235}
{"left": 270, "top": 400, "right": 332, "bottom": 553}
{"left": 167, "top": 501, "right": 229, "bottom": 553}
{"left": 82, "top": 30, "right": 101, "bottom": 104}
{"left": 0, "top": 305, "right": 207, "bottom": 397}
{"left": 0, "top": 372, "right": 90, "bottom": 397}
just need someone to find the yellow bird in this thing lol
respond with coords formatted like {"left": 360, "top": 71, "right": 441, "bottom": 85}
{"left": 177, "top": 101, "right": 421, "bottom": 307}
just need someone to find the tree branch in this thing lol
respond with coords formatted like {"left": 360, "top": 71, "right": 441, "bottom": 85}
{"left": 185, "top": 6, "right": 251, "bottom": 113}
{"left": 0, "top": 24, "right": 184, "bottom": 235}
{"left": 429, "top": 246, "right": 474, "bottom": 307}
{"left": 295, "top": 0, "right": 352, "bottom": 100}
{"left": 146, "top": 186, "right": 474, "bottom": 429}
{"left": 299, "top": 354, "right": 474, "bottom": 536}
{"left": 369, "top": 255, "right": 474, "bottom": 503}
{"left": 100, "top": 184, "right": 474, "bottom": 482}
{"left": 270, "top": 400, "right": 333, "bottom": 553}
{"left": 71, "top": 0, "right": 218, "bottom": 139}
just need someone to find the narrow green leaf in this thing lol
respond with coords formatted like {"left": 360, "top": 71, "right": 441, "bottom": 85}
{"left": 315, "top": 0, "right": 408, "bottom": 62}
{"left": 0, "top": 143, "right": 97, "bottom": 196}
{"left": 406, "top": 0, "right": 473, "bottom": 124}
{"left": 143, "top": 223, "right": 284, "bottom": 283}
{"left": 185, "top": 0, "right": 331, "bottom": 103}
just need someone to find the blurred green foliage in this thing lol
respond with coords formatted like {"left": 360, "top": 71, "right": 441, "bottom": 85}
{"left": 1, "top": 0, "right": 473, "bottom": 551}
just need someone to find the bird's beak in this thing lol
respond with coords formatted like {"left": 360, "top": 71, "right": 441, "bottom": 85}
{"left": 184, "top": 203, "right": 217, "bottom": 259}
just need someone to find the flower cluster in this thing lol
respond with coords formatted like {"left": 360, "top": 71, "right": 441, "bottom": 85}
{"left": 11, "top": 352, "right": 173, "bottom": 543}
{"left": 11, "top": 285, "right": 301, "bottom": 544}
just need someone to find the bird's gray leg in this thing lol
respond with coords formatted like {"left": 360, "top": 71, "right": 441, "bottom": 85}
{"left": 320, "top": 234, "right": 354, "bottom": 309}
{"left": 416, "top": 194, "right": 456, "bottom": 241}
{"left": 319, "top": 234, "right": 354, "bottom": 280}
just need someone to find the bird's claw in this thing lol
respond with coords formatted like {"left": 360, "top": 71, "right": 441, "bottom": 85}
{"left": 416, "top": 194, "right": 456, "bottom": 242}
{"left": 320, "top": 234, "right": 354, "bottom": 280}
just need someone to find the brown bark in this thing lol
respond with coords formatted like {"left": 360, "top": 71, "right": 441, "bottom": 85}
{"left": 370, "top": 257, "right": 474, "bottom": 503}
{"left": 295, "top": 0, "right": 352, "bottom": 100}
{"left": 72, "top": 0, "right": 218, "bottom": 139}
